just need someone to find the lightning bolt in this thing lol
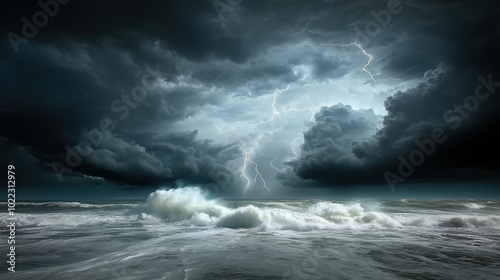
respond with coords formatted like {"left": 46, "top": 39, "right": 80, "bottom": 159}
{"left": 216, "top": 87, "right": 307, "bottom": 191}
{"left": 218, "top": 76, "right": 315, "bottom": 191}
{"left": 269, "top": 157, "right": 291, "bottom": 172}
{"left": 374, "top": 64, "right": 419, "bottom": 82}
{"left": 255, "top": 83, "right": 292, "bottom": 126}
{"left": 282, "top": 94, "right": 318, "bottom": 120}
{"left": 216, "top": 41, "right": 381, "bottom": 193}
{"left": 289, "top": 137, "right": 300, "bottom": 158}
{"left": 216, "top": 123, "right": 270, "bottom": 192}
{"left": 304, "top": 41, "right": 376, "bottom": 83}
{"left": 217, "top": 82, "right": 298, "bottom": 192}
{"left": 269, "top": 137, "right": 301, "bottom": 173}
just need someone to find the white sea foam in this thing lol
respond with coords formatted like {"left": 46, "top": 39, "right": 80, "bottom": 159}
{"left": 0, "top": 213, "right": 132, "bottom": 227}
{"left": 3, "top": 201, "right": 137, "bottom": 208}
{"left": 7, "top": 188, "right": 498, "bottom": 231}
{"left": 463, "top": 203, "right": 485, "bottom": 209}
{"left": 142, "top": 187, "right": 500, "bottom": 231}
{"left": 146, "top": 187, "right": 228, "bottom": 221}
{"left": 8, "top": 189, "right": 500, "bottom": 280}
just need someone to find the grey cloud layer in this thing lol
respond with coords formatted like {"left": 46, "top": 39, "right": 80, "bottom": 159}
{"left": 1, "top": 0, "right": 499, "bottom": 189}
{"left": 291, "top": 68, "right": 500, "bottom": 186}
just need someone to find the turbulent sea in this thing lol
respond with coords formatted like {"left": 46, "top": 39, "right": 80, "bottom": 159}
{"left": 2, "top": 187, "right": 499, "bottom": 280}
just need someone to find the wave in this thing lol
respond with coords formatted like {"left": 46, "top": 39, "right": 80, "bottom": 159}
{"left": 146, "top": 187, "right": 228, "bottom": 220}
{"left": 463, "top": 203, "right": 486, "bottom": 210}
{"left": 143, "top": 188, "right": 500, "bottom": 231}
{"left": 0, "top": 201, "right": 138, "bottom": 208}
{"left": 380, "top": 200, "right": 498, "bottom": 211}
{"left": 5, "top": 188, "right": 497, "bottom": 230}
{"left": 0, "top": 213, "right": 134, "bottom": 227}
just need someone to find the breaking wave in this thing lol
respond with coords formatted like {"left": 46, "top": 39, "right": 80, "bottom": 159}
{"left": 143, "top": 188, "right": 500, "bottom": 231}
{"left": 7, "top": 188, "right": 497, "bottom": 231}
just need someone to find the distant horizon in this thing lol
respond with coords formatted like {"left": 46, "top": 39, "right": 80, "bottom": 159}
{"left": 2, "top": 1, "right": 500, "bottom": 200}
{"left": 14, "top": 181, "right": 500, "bottom": 201}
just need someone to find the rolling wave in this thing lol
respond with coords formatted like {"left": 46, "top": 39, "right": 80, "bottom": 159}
{"left": 142, "top": 188, "right": 500, "bottom": 231}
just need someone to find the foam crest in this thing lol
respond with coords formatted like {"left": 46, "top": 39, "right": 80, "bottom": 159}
{"left": 307, "top": 202, "right": 364, "bottom": 222}
{"left": 146, "top": 188, "right": 227, "bottom": 221}
{"left": 0, "top": 213, "right": 131, "bottom": 227}
{"left": 142, "top": 188, "right": 500, "bottom": 231}
{"left": 143, "top": 188, "right": 401, "bottom": 230}
{"left": 463, "top": 203, "right": 485, "bottom": 209}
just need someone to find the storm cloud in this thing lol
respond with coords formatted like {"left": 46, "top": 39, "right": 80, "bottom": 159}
{"left": 1, "top": 0, "right": 499, "bottom": 194}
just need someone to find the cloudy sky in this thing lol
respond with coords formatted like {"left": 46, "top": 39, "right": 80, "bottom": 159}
{"left": 1, "top": 0, "right": 499, "bottom": 198}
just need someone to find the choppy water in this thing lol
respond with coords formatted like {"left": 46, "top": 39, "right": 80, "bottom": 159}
{"left": 1, "top": 187, "right": 499, "bottom": 279}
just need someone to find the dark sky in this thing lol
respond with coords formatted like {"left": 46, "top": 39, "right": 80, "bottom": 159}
{"left": 1, "top": 0, "right": 499, "bottom": 198}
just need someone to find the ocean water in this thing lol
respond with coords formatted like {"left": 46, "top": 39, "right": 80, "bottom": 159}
{"left": 1, "top": 187, "right": 499, "bottom": 280}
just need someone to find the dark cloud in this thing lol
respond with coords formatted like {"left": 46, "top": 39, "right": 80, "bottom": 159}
{"left": 1, "top": 0, "right": 499, "bottom": 192}
{"left": 58, "top": 130, "right": 239, "bottom": 187}
{"left": 290, "top": 103, "right": 385, "bottom": 185}
{"left": 291, "top": 68, "right": 500, "bottom": 186}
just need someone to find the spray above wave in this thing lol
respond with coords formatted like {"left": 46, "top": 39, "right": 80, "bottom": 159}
{"left": 143, "top": 187, "right": 500, "bottom": 231}
{"left": 146, "top": 187, "right": 228, "bottom": 221}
